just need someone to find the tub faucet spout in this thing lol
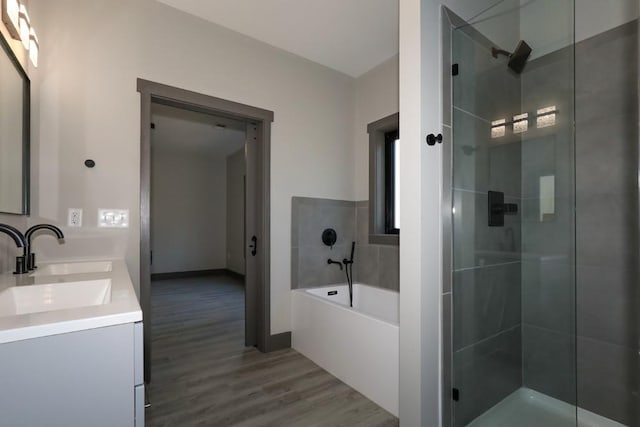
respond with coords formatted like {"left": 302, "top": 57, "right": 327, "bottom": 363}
{"left": 327, "top": 259, "right": 343, "bottom": 270}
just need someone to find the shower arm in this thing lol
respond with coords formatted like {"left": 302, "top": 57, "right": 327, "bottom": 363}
{"left": 491, "top": 47, "right": 512, "bottom": 59}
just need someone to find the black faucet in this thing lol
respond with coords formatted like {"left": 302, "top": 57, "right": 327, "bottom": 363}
{"left": 342, "top": 242, "right": 355, "bottom": 307}
{"left": 0, "top": 224, "right": 28, "bottom": 274}
{"left": 327, "top": 259, "right": 343, "bottom": 270}
{"left": 25, "top": 224, "right": 65, "bottom": 270}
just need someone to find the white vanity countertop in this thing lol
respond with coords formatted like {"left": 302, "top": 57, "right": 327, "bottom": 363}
{"left": 0, "top": 259, "right": 142, "bottom": 344}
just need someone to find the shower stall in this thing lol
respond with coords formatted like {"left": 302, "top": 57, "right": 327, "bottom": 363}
{"left": 442, "top": 1, "right": 639, "bottom": 426}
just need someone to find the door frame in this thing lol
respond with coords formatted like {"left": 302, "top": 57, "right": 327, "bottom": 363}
{"left": 137, "top": 79, "right": 288, "bottom": 383}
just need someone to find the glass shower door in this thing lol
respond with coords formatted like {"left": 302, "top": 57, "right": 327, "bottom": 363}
{"left": 448, "top": 1, "right": 576, "bottom": 425}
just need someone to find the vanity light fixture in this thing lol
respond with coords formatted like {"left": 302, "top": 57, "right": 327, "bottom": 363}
{"left": 536, "top": 105, "right": 557, "bottom": 128}
{"left": 18, "top": 3, "right": 29, "bottom": 50}
{"left": 1, "top": 0, "right": 20, "bottom": 39}
{"left": 491, "top": 119, "right": 506, "bottom": 138}
{"left": 28, "top": 26, "right": 37, "bottom": 67}
{"left": 513, "top": 113, "right": 529, "bottom": 134}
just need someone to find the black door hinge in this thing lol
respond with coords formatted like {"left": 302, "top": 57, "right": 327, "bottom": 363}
{"left": 452, "top": 388, "right": 460, "bottom": 401}
{"left": 150, "top": 122, "right": 155, "bottom": 129}
{"left": 452, "top": 64, "right": 459, "bottom": 76}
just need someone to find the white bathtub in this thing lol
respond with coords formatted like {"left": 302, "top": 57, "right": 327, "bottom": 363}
{"left": 291, "top": 283, "right": 399, "bottom": 416}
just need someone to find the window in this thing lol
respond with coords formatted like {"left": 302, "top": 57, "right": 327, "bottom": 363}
{"left": 384, "top": 129, "right": 400, "bottom": 234}
{"left": 367, "top": 112, "right": 399, "bottom": 245}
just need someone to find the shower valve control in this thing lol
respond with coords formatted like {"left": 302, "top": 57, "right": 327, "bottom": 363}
{"left": 488, "top": 191, "right": 518, "bottom": 227}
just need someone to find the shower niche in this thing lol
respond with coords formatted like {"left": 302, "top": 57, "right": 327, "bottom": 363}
{"left": 443, "top": 1, "right": 638, "bottom": 426}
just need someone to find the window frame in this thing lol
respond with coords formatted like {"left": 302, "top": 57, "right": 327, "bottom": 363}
{"left": 367, "top": 112, "right": 399, "bottom": 246}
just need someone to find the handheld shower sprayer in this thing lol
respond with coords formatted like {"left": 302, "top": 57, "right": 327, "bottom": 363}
{"left": 343, "top": 241, "right": 355, "bottom": 307}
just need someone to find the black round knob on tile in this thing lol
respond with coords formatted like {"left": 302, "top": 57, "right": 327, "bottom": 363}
{"left": 322, "top": 228, "right": 337, "bottom": 248}
{"left": 426, "top": 133, "right": 443, "bottom": 146}
{"left": 84, "top": 159, "right": 96, "bottom": 168}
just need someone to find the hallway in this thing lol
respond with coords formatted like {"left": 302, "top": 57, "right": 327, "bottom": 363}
{"left": 145, "top": 274, "right": 398, "bottom": 426}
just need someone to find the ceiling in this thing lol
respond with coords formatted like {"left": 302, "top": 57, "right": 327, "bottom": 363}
{"left": 154, "top": 0, "right": 399, "bottom": 77}
{"left": 151, "top": 103, "right": 245, "bottom": 157}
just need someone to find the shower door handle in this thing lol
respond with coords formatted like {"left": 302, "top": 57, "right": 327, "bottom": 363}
{"left": 249, "top": 235, "right": 257, "bottom": 256}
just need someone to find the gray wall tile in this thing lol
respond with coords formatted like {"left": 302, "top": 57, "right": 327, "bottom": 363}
{"left": 453, "top": 190, "right": 521, "bottom": 270}
{"left": 452, "top": 29, "right": 521, "bottom": 124}
{"left": 356, "top": 203, "right": 369, "bottom": 244}
{"left": 453, "top": 262, "right": 521, "bottom": 351}
{"left": 354, "top": 244, "right": 380, "bottom": 287}
{"left": 522, "top": 324, "right": 576, "bottom": 404}
{"left": 296, "top": 243, "right": 350, "bottom": 288}
{"left": 577, "top": 265, "right": 638, "bottom": 347}
{"left": 453, "top": 326, "right": 521, "bottom": 426}
{"left": 291, "top": 197, "right": 399, "bottom": 292}
{"left": 378, "top": 245, "right": 399, "bottom": 291}
{"left": 577, "top": 337, "right": 640, "bottom": 426}
{"left": 522, "top": 258, "right": 574, "bottom": 334}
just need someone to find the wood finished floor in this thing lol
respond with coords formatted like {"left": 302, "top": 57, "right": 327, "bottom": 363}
{"left": 146, "top": 275, "right": 398, "bottom": 427}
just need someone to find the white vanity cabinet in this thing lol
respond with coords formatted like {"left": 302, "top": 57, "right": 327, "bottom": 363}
{"left": 0, "top": 321, "right": 144, "bottom": 427}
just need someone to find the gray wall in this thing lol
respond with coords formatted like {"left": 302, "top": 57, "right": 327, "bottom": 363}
{"left": 520, "top": 20, "right": 639, "bottom": 426}
{"left": 574, "top": 21, "right": 639, "bottom": 425}
{"left": 291, "top": 197, "right": 399, "bottom": 291}
{"left": 226, "top": 148, "right": 245, "bottom": 276}
{"left": 151, "top": 145, "right": 228, "bottom": 274}
{"left": 519, "top": 33, "right": 577, "bottom": 405}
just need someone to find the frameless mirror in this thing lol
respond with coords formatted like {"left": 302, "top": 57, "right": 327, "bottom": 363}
{"left": 0, "top": 30, "right": 29, "bottom": 215}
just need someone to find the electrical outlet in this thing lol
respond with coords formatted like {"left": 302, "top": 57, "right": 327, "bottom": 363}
{"left": 68, "top": 208, "right": 83, "bottom": 227}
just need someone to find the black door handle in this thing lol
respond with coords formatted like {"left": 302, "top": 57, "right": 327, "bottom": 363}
{"left": 249, "top": 236, "right": 257, "bottom": 256}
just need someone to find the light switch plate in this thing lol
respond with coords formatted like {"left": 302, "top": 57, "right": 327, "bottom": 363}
{"left": 68, "top": 208, "right": 83, "bottom": 227}
{"left": 98, "top": 209, "right": 129, "bottom": 228}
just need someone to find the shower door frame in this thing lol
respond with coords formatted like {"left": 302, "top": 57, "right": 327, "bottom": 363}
{"left": 441, "top": 7, "right": 456, "bottom": 426}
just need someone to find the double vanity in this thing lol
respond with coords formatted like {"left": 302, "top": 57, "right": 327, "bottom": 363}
{"left": 0, "top": 259, "right": 144, "bottom": 427}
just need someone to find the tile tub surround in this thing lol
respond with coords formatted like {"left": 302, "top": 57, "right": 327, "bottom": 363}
{"left": 291, "top": 197, "right": 399, "bottom": 291}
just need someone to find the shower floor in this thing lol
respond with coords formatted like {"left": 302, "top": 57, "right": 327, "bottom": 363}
{"left": 468, "top": 388, "right": 624, "bottom": 427}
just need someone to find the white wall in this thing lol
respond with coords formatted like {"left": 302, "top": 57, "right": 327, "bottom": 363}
{"left": 400, "top": 0, "right": 517, "bottom": 425}
{"left": 28, "top": 0, "right": 354, "bottom": 334}
{"left": 226, "top": 148, "right": 245, "bottom": 276}
{"left": 151, "top": 146, "right": 227, "bottom": 274}
{"left": 0, "top": 9, "right": 31, "bottom": 274}
{"left": 521, "top": 0, "right": 638, "bottom": 59}
{"left": 354, "top": 55, "right": 399, "bottom": 200}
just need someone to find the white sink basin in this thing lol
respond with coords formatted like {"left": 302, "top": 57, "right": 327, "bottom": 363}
{"left": 0, "top": 279, "right": 112, "bottom": 316}
{"left": 30, "top": 261, "right": 113, "bottom": 277}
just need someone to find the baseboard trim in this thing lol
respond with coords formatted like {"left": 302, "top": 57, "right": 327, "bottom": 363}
{"left": 264, "top": 332, "right": 291, "bottom": 352}
{"left": 151, "top": 269, "right": 245, "bottom": 281}
{"left": 225, "top": 269, "right": 246, "bottom": 282}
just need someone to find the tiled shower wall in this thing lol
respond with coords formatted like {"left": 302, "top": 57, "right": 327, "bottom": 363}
{"left": 573, "top": 21, "right": 639, "bottom": 425}
{"left": 520, "top": 21, "right": 639, "bottom": 426}
{"left": 291, "top": 197, "right": 399, "bottom": 291}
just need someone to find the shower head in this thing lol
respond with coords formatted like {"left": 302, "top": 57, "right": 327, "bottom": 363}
{"left": 491, "top": 40, "right": 532, "bottom": 74}
{"left": 508, "top": 40, "right": 532, "bottom": 74}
